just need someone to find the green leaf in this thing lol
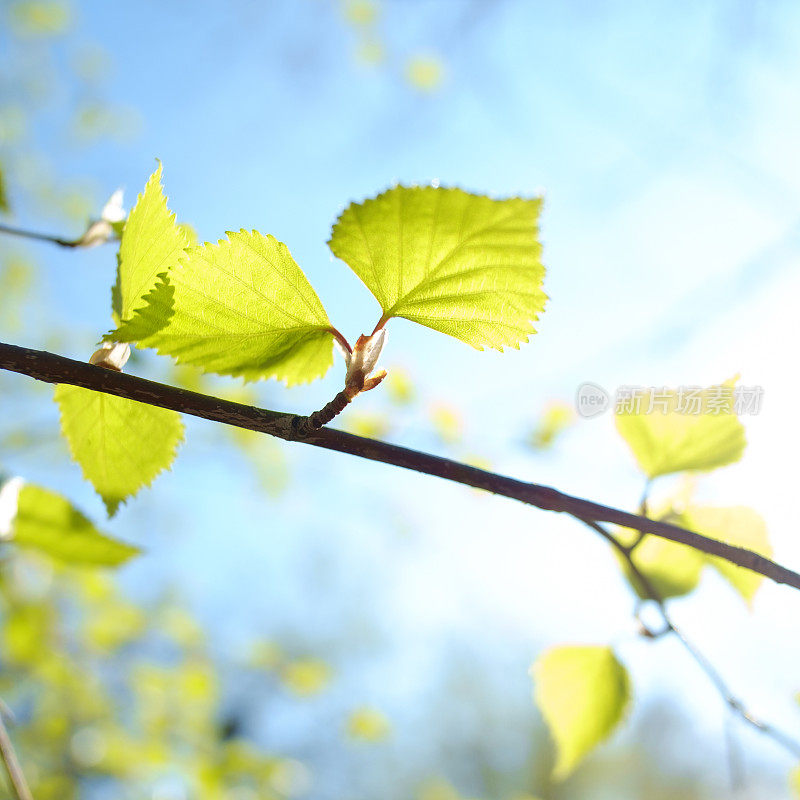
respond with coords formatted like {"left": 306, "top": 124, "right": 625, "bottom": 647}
{"left": 111, "top": 230, "right": 335, "bottom": 384}
{"left": 532, "top": 645, "right": 630, "bottom": 779}
{"left": 9, "top": 1, "right": 71, "bottom": 36}
{"left": 11, "top": 484, "right": 139, "bottom": 566}
{"left": 54, "top": 385, "right": 184, "bottom": 515}
{"left": 615, "top": 519, "right": 705, "bottom": 600}
{"left": 685, "top": 505, "right": 771, "bottom": 604}
{"left": 281, "top": 658, "right": 332, "bottom": 696}
{"left": 345, "top": 706, "right": 392, "bottom": 742}
{"left": 329, "top": 185, "right": 546, "bottom": 350}
{"left": 527, "top": 401, "right": 575, "bottom": 451}
{"left": 112, "top": 163, "right": 189, "bottom": 324}
{"left": 0, "top": 165, "right": 9, "bottom": 212}
{"left": 615, "top": 381, "right": 746, "bottom": 479}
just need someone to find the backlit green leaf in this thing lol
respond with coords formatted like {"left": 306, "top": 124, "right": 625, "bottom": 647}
{"left": 532, "top": 645, "right": 630, "bottom": 779}
{"left": 615, "top": 524, "right": 705, "bottom": 601}
{"left": 685, "top": 505, "right": 771, "bottom": 604}
{"left": 111, "top": 230, "right": 335, "bottom": 384}
{"left": 12, "top": 484, "right": 139, "bottom": 566}
{"left": 615, "top": 381, "right": 746, "bottom": 479}
{"left": 112, "top": 163, "right": 189, "bottom": 324}
{"left": 55, "top": 384, "right": 184, "bottom": 515}
{"left": 329, "top": 186, "right": 546, "bottom": 350}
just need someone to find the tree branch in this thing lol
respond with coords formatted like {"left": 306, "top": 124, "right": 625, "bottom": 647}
{"left": 579, "top": 517, "right": 800, "bottom": 759}
{"left": 1, "top": 340, "right": 799, "bottom": 591}
{"left": 0, "top": 704, "right": 33, "bottom": 800}
{"left": 0, "top": 222, "right": 76, "bottom": 248}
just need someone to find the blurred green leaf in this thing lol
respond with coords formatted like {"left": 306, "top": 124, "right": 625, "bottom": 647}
{"left": 344, "top": 0, "right": 378, "bottom": 25}
{"left": 386, "top": 366, "right": 415, "bottom": 404}
{"left": 356, "top": 39, "right": 385, "bottom": 65}
{"left": 281, "top": 658, "right": 332, "bottom": 697}
{"left": 528, "top": 401, "right": 575, "bottom": 450}
{"left": 615, "top": 516, "right": 705, "bottom": 600}
{"left": 532, "top": 645, "right": 630, "bottom": 779}
{"left": 8, "top": 1, "right": 71, "bottom": 36}
{"left": 0, "top": 165, "right": 9, "bottom": 212}
{"left": 430, "top": 404, "right": 462, "bottom": 445}
{"left": 345, "top": 706, "right": 392, "bottom": 742}
{"left": 247, "top": 639, "right": 283, "bottom": 671}
{"left": 406, "top": 54, "right": 445, "bottom": 91}
{"left": 229, "top": 428, "right": 289, "bottom": 497}
{"left": 3, "top": 603, "right": 54, "bottom": 665}
{"left": 417, "top": 778, "right": 467, "bottom": 800}
{"left": 615, "top": 381, "right": 746, "bottom": 479}
{"left": 685, "top": 505, "right": 771, "bottom": 604}
{"left": 12, "top": 484, "right": 139, "bottom": 566}
{"left": 343, "top": 410, "right": 391, "bottom": 439}
{"left": 71, "top": 103, "right": 140, "bottom": 143}
{"left": 0, "top": 256, "right": 36, "bottom": 330}
{"left": 329, "top": 185, "right": 545, "bottom": 349}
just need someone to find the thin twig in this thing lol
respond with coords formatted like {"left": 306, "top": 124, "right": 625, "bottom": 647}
{"left": 1, "top": 341, "right": 799, "bottom": 590}
{"left": 0, "top": 706, "right": 33, "bottom": 800}
{"left": 293, "top": 389, "right": 352, "bottom": 435}
{"left": 579, "top": 517, "right": 800, "bottom": 760}
{"left": 0, "top": 222, "right": 76, "bottom": 248}
{"left": 724, "top": 714, "right": 745, "bottom": 794}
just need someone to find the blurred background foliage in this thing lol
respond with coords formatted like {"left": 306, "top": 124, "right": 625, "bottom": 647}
{"left": 1, "top": 0, "right": 799, "bottom": 798}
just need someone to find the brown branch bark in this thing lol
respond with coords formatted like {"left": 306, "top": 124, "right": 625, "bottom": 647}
{"left": 0, "top": 222, "right": 76, "bottom": 248}
{"left": 1, "top": 341, "right": 799, "bottom": 591}
{"left": 294, "top": 389, "right": 352, "bottom": 435}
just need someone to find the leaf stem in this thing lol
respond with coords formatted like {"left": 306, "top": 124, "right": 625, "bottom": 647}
{"left": 327, "top": 326, "right": 352, "bottom": 355}
{"left": 0, "top": 222, "right": 76, "bottom": 248}
{"left": 371, "top": 314, "right": 389, "bottom": 336}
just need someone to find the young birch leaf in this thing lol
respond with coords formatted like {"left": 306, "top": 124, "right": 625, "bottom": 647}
{"left": 54, "top": 385, "right": 184, "bottom": 516}
{"left": 685, "top": 505, "right": 771, "bottom": 604}
{"left": 112, "top": 230, "right": 334, "bottom": 383}
{"left": 112, "top": 163, "right": 188, "bottom": 325}
{"left": 615, "top": 521, "right": 705, "bottom": 600}
{"left": 615, "top": 381, "right": 746, "bottom": 479}
{"left": 532, "top": 645, "right": 630, "bottom": 779}
{"left": 328, "top": 186, "right": 546, "bottom": 350}
{"left": 11, "top": 484, "right": 139, "bottom": 566}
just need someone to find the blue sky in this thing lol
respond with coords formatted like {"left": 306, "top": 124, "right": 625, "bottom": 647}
{"left": 4, "top": 1, "right": 800, "bottom": 797}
